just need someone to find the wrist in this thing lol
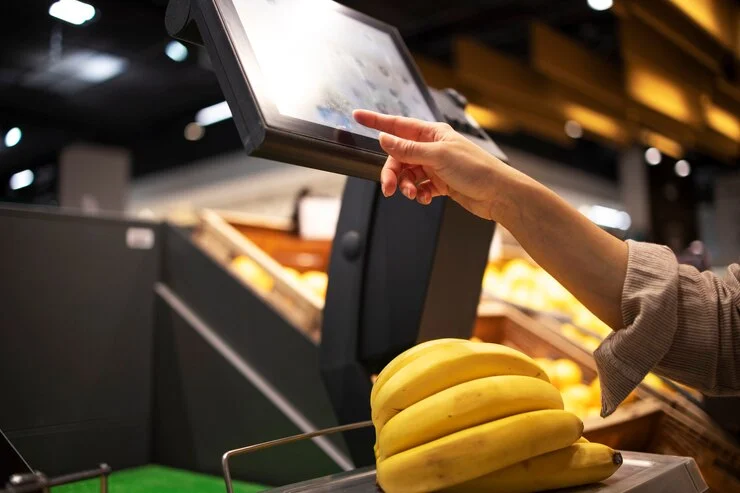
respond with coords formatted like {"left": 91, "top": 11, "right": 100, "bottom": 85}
{"left": 488, "top": 164, "right": 540, "bottom": 228}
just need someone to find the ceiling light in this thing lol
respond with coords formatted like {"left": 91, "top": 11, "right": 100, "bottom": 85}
{"left": 10, "top": 169, "right": 34, "bottom": 191}
{"left": 564, "top": 120, "right": 583, "bottom": 139}
{"left": 76, "top": 53, "right": 127, "bottom": 82}
{"left": 4, "top": 127, "right": 22, "bottom": 148}
{"left": 645, "top": 147, "right": 662, "bottom": 165}
{"left": 195, "top": 101, "right": 232, "bottom": 126}
{"left": 165, "top": 40, "right": 189, "bottom": 62}
{"left": 674, "top": 159, "right": 691, "bottom": 178}
{"left": 49, "top": 0, "right": 96, "bottom": 26}
{"left": 184, "top": 122, "right": 205, "bottom": 141}
{"left": 587, "top": 0, "right": 613, "bottom": 11}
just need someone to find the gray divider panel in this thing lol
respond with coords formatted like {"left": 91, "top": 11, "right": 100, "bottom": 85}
{"left": 0, "top": 206, "right": 159, "bottom": 475}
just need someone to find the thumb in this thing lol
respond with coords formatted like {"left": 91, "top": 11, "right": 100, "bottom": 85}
{"left": 378, "top": 132, "right": 439, "bottom": 166}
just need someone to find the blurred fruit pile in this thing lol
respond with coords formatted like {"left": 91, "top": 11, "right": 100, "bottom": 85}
{"left": 230, "top": 255, "right": 328, "bottom": 298}
{"left": 231, "top": 256, "right": 274, "bottom": 294}
{"left": 532, "top": 357, "right": 611, "bottom": 421}
{"left": 283, "top": 267, "right": 328, "bottom": 298}
{"left": 482, "top": 259, "right": 613, "bottom": 337}
{"left": 555, "top": 323, "right": 699, "bottom": 400}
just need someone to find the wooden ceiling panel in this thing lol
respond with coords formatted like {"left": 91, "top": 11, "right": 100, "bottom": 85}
{"left": 531, "top": 22, "right": 626, "bottom": 111}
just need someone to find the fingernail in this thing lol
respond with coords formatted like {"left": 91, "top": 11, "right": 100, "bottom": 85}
{"left": 403, "top": 187, "right": 411, "bottom": 199}
{"left": 381, "top": 184, "right": 390, "bottom": 197}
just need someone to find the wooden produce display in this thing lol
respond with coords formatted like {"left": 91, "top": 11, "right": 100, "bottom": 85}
{"left": 192, "top": 209, "right": 330, "bottom": 340}
{"left": 475, "top": 301, "right": 740, "bottom": 492}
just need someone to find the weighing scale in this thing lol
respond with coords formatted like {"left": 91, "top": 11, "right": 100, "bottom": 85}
{"left": 161, "top": 0, "right": 709, "bottom": 490}
{"left": 0, "top": 0, "right": 709, "bottom": 491}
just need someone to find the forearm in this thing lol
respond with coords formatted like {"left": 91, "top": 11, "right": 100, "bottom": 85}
{"left": 497, "top": 172, "right": 628, "bottom": 330}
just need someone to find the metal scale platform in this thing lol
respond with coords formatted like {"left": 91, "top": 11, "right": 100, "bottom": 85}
{"left": 219, "top": 422, "right": 707, "bottom": 493}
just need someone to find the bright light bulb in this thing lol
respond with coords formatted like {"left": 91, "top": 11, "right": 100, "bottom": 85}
{"left": 4, "top": 127, "right": 21, "bottom": 147}
{"left": 675, "top": 159, "right": 691, "bottom": 178}
{"left": 195, "top": 101, "right": 232, "bottom": 126}
{"left": 645, "top": 147, "right": 662, "bottom": 165}
{"left": 49, "top": 0, "right": 96, "bottom": 26}
{"left": 564, "top": 120, "right": 583, "bottom": 139}
{"left": 184, "top": 122, "right": 205, "bottom": 141}
{"left": 165, "top": 40, "right": 188, "bottom": 62}
{"left": 10, "top": 169, "right": 34, "bottom": 190}
{"left": 587, "top": 0, "right": 613, "bottom": 11}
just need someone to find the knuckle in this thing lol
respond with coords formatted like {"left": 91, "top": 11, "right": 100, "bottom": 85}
{"left": 402, "top": 139, "right": 416, "bottom": 156}
{"left": 436, "top": 122, "right": 453, "bottom": 133}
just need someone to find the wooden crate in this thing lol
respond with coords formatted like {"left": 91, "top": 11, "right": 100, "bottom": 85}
{"left": 475, "top": 302, "right": 662, "bottom": 447}
{"left": 532, "top": 309, "right": 721, "bottom": 433}
{"left": 193, "top": 209, "right": 324, "bottom": 340}
{"left": 649, "top": 406, "right": 740, "bottom": 492}
{"left": 476, "top": 302, "right": 740, "bottom": 492}
{"left": 216, "top": 209, "right": 332, "bottom": 272}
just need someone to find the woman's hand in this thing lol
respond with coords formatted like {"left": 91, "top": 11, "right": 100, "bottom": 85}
{"left": 354, "top": 108, "right": 628, "bottom": 332}
{"left": 353, "top": 109, "right": 523, "bottom": 222}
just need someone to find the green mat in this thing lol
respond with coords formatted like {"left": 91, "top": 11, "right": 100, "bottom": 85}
{"left": 52, "top": 465, "right": 268, "bottom": 493}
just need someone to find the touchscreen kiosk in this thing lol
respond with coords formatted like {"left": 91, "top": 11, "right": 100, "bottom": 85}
{"left": 167, "top": 0, "right": 443, "bottom": 180}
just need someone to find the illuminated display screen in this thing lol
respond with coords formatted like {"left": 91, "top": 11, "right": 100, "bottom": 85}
{"left": 232, "top": 0, "right": 437, "bottom": 139}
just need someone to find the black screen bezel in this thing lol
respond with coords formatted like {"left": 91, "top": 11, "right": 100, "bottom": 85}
{"left": 212, "top": 0, "right": 443, "bottom": 155}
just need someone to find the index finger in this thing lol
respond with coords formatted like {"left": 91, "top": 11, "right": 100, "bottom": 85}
{"left": 353, "top": 109, "right": 439, "bottom": 142}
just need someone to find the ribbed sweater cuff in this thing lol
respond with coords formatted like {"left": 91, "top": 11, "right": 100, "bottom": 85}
{"left": 594, "top": 240, "right": 679, "bottom": 416}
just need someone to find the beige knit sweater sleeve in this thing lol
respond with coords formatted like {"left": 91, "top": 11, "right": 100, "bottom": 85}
{"left": 594, "top": 240, "right": 740, "bottom": 416}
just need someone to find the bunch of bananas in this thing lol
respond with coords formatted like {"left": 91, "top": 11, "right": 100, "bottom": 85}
{"left": 371, "top": 339, "right": 623, "bottom": 493}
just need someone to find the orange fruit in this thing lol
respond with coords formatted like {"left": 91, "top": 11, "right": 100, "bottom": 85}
{"left": 301, "top": 270, "right": 328, "bottom": 297}
{"left": 550, "top": 359, "right": 583, "bottom": 390}
{"left": 588, "top": 378, "right": 602, "bottom": 408}
{"left": 232, "top": 256, "right": 274, "bottom": 293}
{"left": 585, "top": 406, "right": 602, "bottom": 419}
{"left": 561, "top": 384, "right": 593, "bottom": 409}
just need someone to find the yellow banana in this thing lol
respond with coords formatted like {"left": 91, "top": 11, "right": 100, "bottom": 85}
{"left": 576, "top": 436, "right": 590, "bottom": 443}
{"left": 372, "top": 342, "right": 550, "bottom": 431}
{"left": 443, "top": 442, "right": 622, "bottom": 493}
{"left": 378, "top": 375, "right": 563, "bottom": 459}
{"left": 376, "top": 409, "right": 583, "bottom": 493}
{"left": 370, "top": 338, "right": 468, "bottom": 406}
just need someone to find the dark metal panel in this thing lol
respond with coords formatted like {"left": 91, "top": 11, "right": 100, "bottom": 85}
{"left": 160, "top": 225, "right": 347, "bottom": 454}
{"left": 153, "top": 293, "right": 342, "bottom": 485}
{"left": 320, "top": 180, "right": 494, "bottom": 466}
{"left": 319, "top": 178, "right": 379, "bottom": 467}
{"left": 0, "top": 206, "right": 159, "bottom": 474}
{"left": 417, "top": 200, "right": 494, "bottom": 340}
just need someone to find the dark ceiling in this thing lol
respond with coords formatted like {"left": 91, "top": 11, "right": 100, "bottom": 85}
{"left": 0, "top": 0, "right": 623, "bottom": 186}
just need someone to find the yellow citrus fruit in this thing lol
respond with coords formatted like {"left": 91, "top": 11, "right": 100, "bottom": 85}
{"left": 559, "top": 323, "right": 582, "bottom": 342}
{"left": 301, "top": 270, "right": 328, "bottom": 297}
{"left": 232, "top": 256, "right": 274, "bottom": 293}
{"left": 550, "top": 359, "right": 583, "bottom": 390}
{"left": 561, "top": 384, "right": 593, "bottom": 409}
{"left": 588, "top": 378, "right": 602, "bottom": 408}
{"left": 580, "top": 336, "right": 601, "bottom": 352}
{"left": 585, "top": 406, "right": 602, "bottom": 419}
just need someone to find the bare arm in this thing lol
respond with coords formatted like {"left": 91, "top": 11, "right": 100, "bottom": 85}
{"left": 354, "top": 110, "right": 740, "bottom": 410}
{"left": 500, "top": 178, "right": 627, "bottom": 331}
{"left": 353, "top": 109, "right": 627, "bottom": 330}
